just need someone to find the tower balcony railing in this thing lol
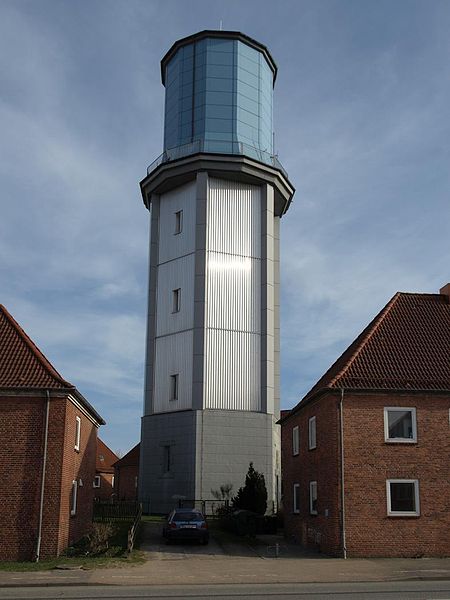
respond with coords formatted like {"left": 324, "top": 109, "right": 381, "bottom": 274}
{"left": 147, "top": 139, "right": 289, "bottom": 179}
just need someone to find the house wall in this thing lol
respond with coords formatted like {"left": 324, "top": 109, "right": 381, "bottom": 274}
{"left": 0, "top": 395, "right": 48, "bottom": 561}
{"left": 0, "top": 394, "right": 97, "bottom": 560}
{"left": 343, "top": 392, "right": 450, "bottom": 557}
{"left": 282, "top": 391, "right": 450, "bottom": 558}
{"left": 282, "top": 395, "right": 341, "bottom": 556}
{"left": 115, "top": 465, "right": 139, "bottom": 500}
{"left": 56, "top": 399, "right": 97, "bottom": 555}
{"left": 94, "top": 473, "right": 115, "bottom": 501}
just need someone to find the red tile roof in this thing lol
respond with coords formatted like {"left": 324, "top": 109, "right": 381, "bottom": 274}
{"left": 287, "top": 291, "right": 450, "bottom": 417}
{"left": 114, "top": 443, "right": 140, "bottom": 468}
{"left": 0, "top": 304, "right": 105, "bottom": 425}
{"left": 96, "top": 438, "right": 119, "bottom": 473}
{"left": 0, "top": 304, "right": 72, "bottom": 389}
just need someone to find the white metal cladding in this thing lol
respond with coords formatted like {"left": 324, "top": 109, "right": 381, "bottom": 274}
{"left": 153, "top": 331, "right": 193, "bottom": 413}
{"left": 158, "top": 180, "right": 196, "bottom": 264}
{"left": 203, "top": 330, "right": 261, "bottom": 410}
{"left": 206, "top": 178, "right": 261, "bottom": 258}
{"left": 156, "top": 253, "right": 195, "bottom": 336}
{"left": 203, "top": 178, "right": 262, "bottom": 411}
{"left": 205, "top": 252, "right": 260, "bottom": 332}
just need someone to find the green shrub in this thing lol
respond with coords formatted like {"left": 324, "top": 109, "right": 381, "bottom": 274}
{"left": 88, "top": 522, "right": 115, "bottom": 555}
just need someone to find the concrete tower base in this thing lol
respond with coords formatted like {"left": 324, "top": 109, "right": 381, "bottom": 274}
{"left": 140, "top": 409, "right": 279, "bottom": 515}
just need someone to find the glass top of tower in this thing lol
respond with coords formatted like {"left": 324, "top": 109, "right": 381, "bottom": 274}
{"left": 147, "top": 31, "right": 287, "bottom": 177}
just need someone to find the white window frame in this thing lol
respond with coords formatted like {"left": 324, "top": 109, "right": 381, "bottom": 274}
{"left": 93, "top": 475, "right": 101, "bottom": 488}
{"left": 172, "top": 288, "right": 181, "bottom": 313}
{"left": 384, "top": 407, "right": 417, "bottom": 443}
{"left": 293, "top": 483, "right": 300, "bottom": 513}
{"left": 174, "top": 210, "right": 183, "bottom": 234}
{"left": 170, "top": 373, "right": 179, "bottom": 401}
{"left": 386, "top": 479, "right": 420, "bottom": 516}
{"left": 111, "top": 475, "right": 115, "bottom": 488}
{"left": 70, "top": 480, "right": 78, "bottom": 516}
{"left": 309, "top": 481, "right": 318, "bottom": 515}
{"left": 308, "top": 416, "right": 316, "bottom": 450}
{"left": 292, "top": 426, "right": 299, "bottom": 456}
{"left": 74, "top": 416, "right": 81, "bottom": 451}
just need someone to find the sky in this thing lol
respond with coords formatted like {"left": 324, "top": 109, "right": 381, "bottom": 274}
{"left": 1, "top": 0, "right": 449, "bottom": 456}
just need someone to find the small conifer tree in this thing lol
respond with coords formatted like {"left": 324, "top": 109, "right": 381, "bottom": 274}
{"left": 233, "top": 462, "right": 267, "bottom": 515}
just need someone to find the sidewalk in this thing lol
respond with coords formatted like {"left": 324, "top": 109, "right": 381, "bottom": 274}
{"left": 1, "top": 523, "right": 449, "bottom": 587}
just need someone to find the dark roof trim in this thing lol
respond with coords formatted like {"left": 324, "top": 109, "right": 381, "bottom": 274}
{"left": 72, "top": 389, "right": 106, "bottom": 426}
{"left": 0, "top": 386, "right": 105, "bottom": 425}
{"left": 280, "top": 386, "right": 450, "bottom": 425}
{"left": 140, "top": 152, "right": 294, "bottom": 217}
{"left": 161, "top": 30, "right": 277, "bottom": 85}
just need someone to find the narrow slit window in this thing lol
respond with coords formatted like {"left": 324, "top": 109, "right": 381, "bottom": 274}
{"left": 70, "top": 480, "right": 78, "bottom": 516}
{"left": 292, "top": 426, "right": 299, "bottom": 456}
{"left": 308, "top": 416, "right": 316, "bottom": 450}
{"left": 172, "top": 288, "right": 181, "bottom": 313}
{"left": 293, "top": 483, "right": 300, "bottom": 513}
{"left": 174, "top": 210, "right": 183, "bottom": 234}
{"left": 74, "top": 416, "right": 81, "bottom": 451}
{"left": 309, "top": 481, "right": 318, "bottom": 515}
{"left": 93, "top": 475, "right": 101, "bottom": 488}
{"left": 170, "top": 374, "right": 179, "bottom": 401}
{"left": 163, "top": 445, "right": 171, "bottom": 473}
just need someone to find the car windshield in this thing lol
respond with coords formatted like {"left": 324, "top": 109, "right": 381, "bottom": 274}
{"left": 173, "top": 512, "right": 203, "bottom": 522}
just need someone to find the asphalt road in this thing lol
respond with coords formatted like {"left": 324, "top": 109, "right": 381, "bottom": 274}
{"left": 1, "top": 581, "right": 450, "bottom": 600}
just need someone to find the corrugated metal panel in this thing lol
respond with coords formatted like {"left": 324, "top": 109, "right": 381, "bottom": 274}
{"left": 203, "top": 330, "right": 260, "bottom": 410}
{"left": 206, "top": 178, "right": 261, "bottom": 258}
{"left": 153, "top": 331, "right": 193, "bottom": 413}
{"left": 159, "top": 180, "right": 196, "bottom": 264}
{"left": 203, "top": 177, "right": 262, "bottom": 412}
{"left": 205, "top": 252, "right": 260, "bottom": 333}
{"left": 156, "top": 253, "right": 195, "bottom": 336}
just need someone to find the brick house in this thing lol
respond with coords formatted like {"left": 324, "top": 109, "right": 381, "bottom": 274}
{"left": 114, "top": 443, "right": 139, "bottom": 501}
{"left": 281, "top": 285, "right": 450, "bottom": 558}
{"left": 94, "top": 438, "right": 118, "bottom": 501}
{"left": 0, "top": 305, "right": 105, "bottom": 561}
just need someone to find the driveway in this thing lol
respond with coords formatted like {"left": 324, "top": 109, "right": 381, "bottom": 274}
{"left": 139, "top": 520, "right": 264, "bottom": 559}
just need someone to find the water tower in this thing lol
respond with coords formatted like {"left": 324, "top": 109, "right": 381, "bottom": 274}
{"left": 139, "top": 30, "right": 294, "bottom": 513}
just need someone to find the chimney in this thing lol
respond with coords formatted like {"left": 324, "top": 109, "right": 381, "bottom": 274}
{"left": 439, "top": 283, "right": 450, "bottom": 301}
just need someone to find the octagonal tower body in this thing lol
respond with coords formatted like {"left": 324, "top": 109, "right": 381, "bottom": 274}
{"left": 139, "top": 31, "right": 294, "bottom": 514}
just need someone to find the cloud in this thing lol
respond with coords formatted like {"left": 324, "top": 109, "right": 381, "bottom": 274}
{"left": 1, "top": 0, "right": 449, "bottom": 453}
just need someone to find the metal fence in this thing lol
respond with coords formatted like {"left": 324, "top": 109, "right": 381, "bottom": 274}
{"left": 146, "top": 139, "right": 289, "bottom": 179}
{"left": 93, "top": 500, "right": 141, "bottom": 521}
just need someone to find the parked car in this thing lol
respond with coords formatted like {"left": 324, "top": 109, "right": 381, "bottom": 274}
{"left": 163, "top": 508, "right": 209, "bottom": 545}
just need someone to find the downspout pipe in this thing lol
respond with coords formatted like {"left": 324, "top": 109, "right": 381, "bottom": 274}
{"left": 35, "top": 390, "right": 50, "bottom": 562}
{"left": 339, "top": 388, "right": 347, "bottom": 559}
